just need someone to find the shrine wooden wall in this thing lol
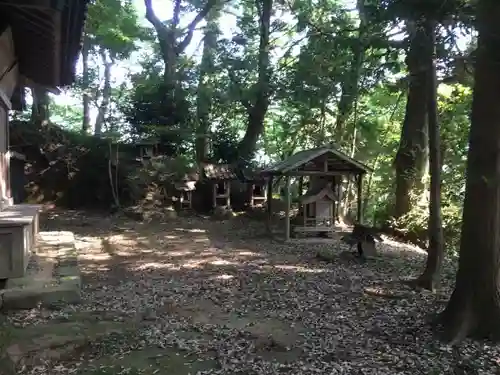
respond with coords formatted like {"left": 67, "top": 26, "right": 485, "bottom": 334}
{"left": 0, "top": 27, "right": 19, "bottom": 208}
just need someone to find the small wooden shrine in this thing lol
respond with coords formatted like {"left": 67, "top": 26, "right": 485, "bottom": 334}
{"left": 135, "top": 138, "right": 160, "bottom": 160}
{"left": 201, "top": 163, "right": 238, "bottom": 209}
{"left": 174, "top": 170, "right": 199, "bottom": 210}
{"left": 237, "top": 168, "right": 268, "bottom": 207}
{"left": 299, "top": 179, "right": 338, "bottom": 236}
{"left": 261, "top": 145, "right": 372, "bottom": 241}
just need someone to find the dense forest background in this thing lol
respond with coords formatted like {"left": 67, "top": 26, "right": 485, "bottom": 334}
{"left": 11, "top": 0, "right": 475, "bottom": 250}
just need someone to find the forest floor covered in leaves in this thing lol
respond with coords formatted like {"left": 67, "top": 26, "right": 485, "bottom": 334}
{"left": 1, "top": 209, "right": 498, "bottom": 375}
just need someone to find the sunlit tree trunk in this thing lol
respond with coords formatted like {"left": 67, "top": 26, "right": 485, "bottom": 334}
{"left": 81, "top": 36, "right": 92, "bottom": 134}
{"left": 439, "top": 0, "right": 500, "bottom": 343}
{"left": 94, "top": 49, "right": 114, "bottom": 136}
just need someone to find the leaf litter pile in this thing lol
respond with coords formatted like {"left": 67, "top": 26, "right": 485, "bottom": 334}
{"left": 3, "top": 210, "right": 500, "bottom": 375}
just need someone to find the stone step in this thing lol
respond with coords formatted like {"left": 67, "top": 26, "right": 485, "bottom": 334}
{"left": 0, "top": 231, "right": 81, "bottom": 310}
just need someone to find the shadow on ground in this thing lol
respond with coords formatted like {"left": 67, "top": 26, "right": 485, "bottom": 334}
{"left": 0, "top": 209, "right": 496, "bottom": 374}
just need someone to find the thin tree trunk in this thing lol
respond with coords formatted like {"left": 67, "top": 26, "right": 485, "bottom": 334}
{"left": 438, "top": 0, "right": 500, "bottom": 343}
{"left": 237, "top": 0, "right": 272, "bottom": 162}
{"left": 341, "top": 125, "right": 358, "bottom": 219}
{"left": 81, "top": 36, "right": 91, "bottom": 134}
{"left": 195, "top": 9, "right": 220, "bottom": 162}
{"left": 362, "top": 156, "right": 379, "bottom": 220}
{"left": 95, "top": 49, "right": 114, "bottom": 136}
{"left": 394, "top": 21, "right": 429, "bottom": 219}
{"left": 317, "top": 100, "right": 327, "bottom": 147}
{"left": 414, "top": 21, "right": 444, "bottom": 292}
{"left": 108, "top": 141, "right": 120, "bottom": 208}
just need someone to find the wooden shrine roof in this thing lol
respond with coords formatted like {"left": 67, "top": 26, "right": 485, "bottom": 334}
{"left": 180, "top": 168, "right": 200, "bottom": 182}
{"left": 201, "top": 163, "right": 266, "bottom": 182}
{"left": 238, "top": 167, "right": 266, "bottom": 182}
{"left": 300, "top": 182, "right": 338, "bottom": 205}
{"left": 262, "top": 145, "right": 372, "bottom": 176}
{"left": 201, "top": 163, "right": 238, "bottom": 180}
{"left": 135, "top": 137, "right": 160, "bottom": 146}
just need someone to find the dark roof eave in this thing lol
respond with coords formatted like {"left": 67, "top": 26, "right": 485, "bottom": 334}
{"left": 0, "top": 0, "right": 52, "bottom": 8}
{"left": 5, "top": 0, "right": 89, "bottom": 87}
{"left": 58, "top": 0, "right": 89, "bottom": 86}
{"left": 262, "top": 168, "right": 370, "bottom": 176}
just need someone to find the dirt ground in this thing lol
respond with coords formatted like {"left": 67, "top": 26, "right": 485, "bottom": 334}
{"left": 1, "top": 209, "right": 499, "bottom": 375}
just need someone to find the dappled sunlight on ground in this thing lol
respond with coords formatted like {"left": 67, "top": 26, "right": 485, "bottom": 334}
{"left": 379, "top": 236, "right": 428, "bottom": 256}
{"left": 211, "top": 274, "right": 235, "bottom": 281}
{"left": 134, "top": 262, "right": 180, "bottom": 271}
{"left": 79, "top": 252, "right": 112, "bottom": 262}
{"left": 174, "top": 227, "right": 207, "bottom": 233}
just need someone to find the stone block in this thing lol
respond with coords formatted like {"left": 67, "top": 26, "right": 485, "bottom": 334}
{"left": 1, "top": 284, "right": 81, "bottom": 310}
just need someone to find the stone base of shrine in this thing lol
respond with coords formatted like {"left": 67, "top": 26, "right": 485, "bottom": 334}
{"left": 0, "top": 204, "right": 40, "bottom": 279}
{"left": 0, "top": 230, "right": 81, "bottom": 310}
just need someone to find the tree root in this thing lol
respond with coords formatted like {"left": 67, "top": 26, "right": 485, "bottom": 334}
{"left": 435, "top": 302, "right": 473, "bottom": 345}
{"left": 404, "top": 276, "right": 436, "bottom": 293}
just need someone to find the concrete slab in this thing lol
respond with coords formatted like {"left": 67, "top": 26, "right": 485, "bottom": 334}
{"left": 0, "top": 204, "right": 40, "bottom": 226}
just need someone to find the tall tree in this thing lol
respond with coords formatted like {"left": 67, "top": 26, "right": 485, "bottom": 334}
{"left": 335, "top": 0, "right": 368, "bottom": 142}
{"left": 414, "top": 20, "right": 444, "bottom": 292}
{"left": 195, "top": 8, "right": 221, "bottom": 163}
{"left": 439, "top": 0, "right": 500, "bottom": 342}
{"left": 393, "top": 21, "right": 430, "bottom": 219}
{"left": 236, "top": 0, "right": 273, "bottom": 162}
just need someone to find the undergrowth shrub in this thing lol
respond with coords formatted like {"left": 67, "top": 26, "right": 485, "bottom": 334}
{"left": 10, "top": 121, "right": 132, "bottom": 209}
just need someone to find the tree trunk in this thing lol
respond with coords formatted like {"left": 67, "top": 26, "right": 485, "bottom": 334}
{"left": 81, "top": 36, "right": 91, "bottom": 134}
{"left": 31, "top": 86, "right": 50, "bottom": 125}
{"left": 335, "top": 0, "right": 367, "bottom": 142}
{"left": 316, "top": 100, "right": 327, "bottom": 146}
{"left": 414, "top": 21, "right": 444, "bottom": 292}
{"left": 438, "top": 0, "right": 500, "bottom": 343}
{"left": 340, "top": 121, "right": 358, "bottom": 218}
{"left": 95, "top": 49, "right": 114, "bottom": 136}
{"left": 393, "top": 21, "right": 429, "bottom": 219}
{"left": 195, "top": 9, "right": 219, "bottom": 163}
{"left": 237, "top": 0, "right": 272, "bottom": 162}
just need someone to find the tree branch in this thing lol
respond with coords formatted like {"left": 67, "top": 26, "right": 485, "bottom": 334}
{"left": 177, "top": 0, "right": 218, "bottom": 54}
{"left": 228, "top": 69, "right": 252, "bottom": 112}
{"left": 144, "top": 0, "right": 167, "bottom": 33}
